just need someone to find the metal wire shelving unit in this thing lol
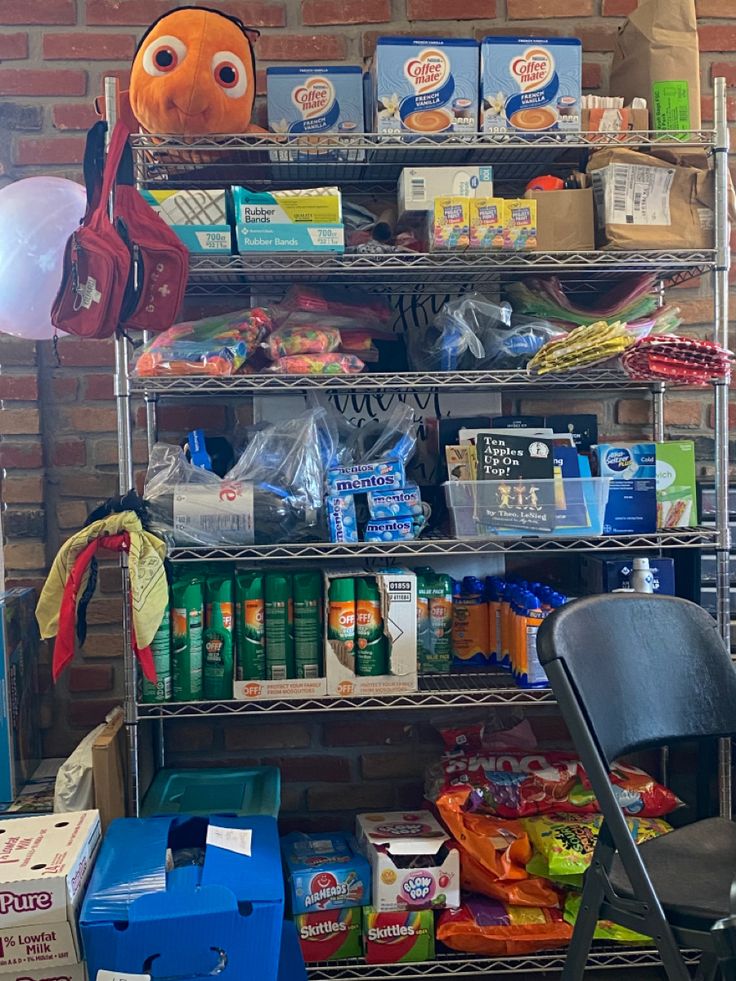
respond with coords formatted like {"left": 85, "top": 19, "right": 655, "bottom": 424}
{"left": 112, "top": 80, "right": 732, "bottom": 979}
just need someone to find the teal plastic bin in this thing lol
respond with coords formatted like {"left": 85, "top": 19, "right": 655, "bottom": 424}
{"left": 141, "top": 766, "right": 281, "bottom": 817}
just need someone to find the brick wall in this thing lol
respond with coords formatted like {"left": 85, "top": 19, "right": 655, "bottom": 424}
{"left": 0, "top": 0, "right": 733, "bottom": 815}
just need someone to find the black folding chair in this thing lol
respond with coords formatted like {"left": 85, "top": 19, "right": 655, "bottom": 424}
{"left": 536, "top": 593, "right": 736, "bottom": 981}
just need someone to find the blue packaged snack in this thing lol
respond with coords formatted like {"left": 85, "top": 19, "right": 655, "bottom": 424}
{"left": 364, "top": 516, "right": 415, "bottom": 542}
{"left": 281, "top": 832, "right": 371, "bottom": 915}
{"left": 326, "top": 495, "right": 359, "bottom": 543}
{"left": 367, "top": 483, "right": 423, "bottom": 518}
{"left": 326, "top": 460, "right": 405, "bottom": 496}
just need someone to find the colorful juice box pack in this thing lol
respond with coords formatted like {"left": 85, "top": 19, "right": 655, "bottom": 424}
{"left": 267, "top": 66, "right": 364, "bottom": 136}
{"left": 363, "top": 909, "right": 435, "bottom": 964}
{"left": 596, "top": 442, "right": 657, "bottom": 535}
{"left": 281, "top": 832, "right": 371, "bottom": 915}
{"left": 326, "top": 460, "right": 405, "bottom": 495}
{"left": 481, "top": 37, "right": 581, "bottom": 134}
{"left": 295, "top": 907, "right": 363, "bottom": 962}
{"left": 326, "top": 494, "right": 359, "bottom": 543}
{"left": 373, "top": 37, "right": 479, "bottom": 134}
{"left": 431, "top": 196, "right": 470, "bottom": 251}
{"left": 367, "top": 484, "right": 423, "bottom": 518}
{"left": 469, "top": 197, "right": 504, "bottom": 249}
{"left": 503, "top": 199, "right": 538, "bottom": 250}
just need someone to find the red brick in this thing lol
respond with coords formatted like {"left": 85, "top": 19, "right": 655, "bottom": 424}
{"left": 0, "top": 408, "right": 40, "bottom": 435}
{"left": 56, "top": 500, "right": 89, "bottom": 529}
{"left": 84, "top": 374, "right": 114, "bottom": 400}
{"left": 666, "top": 400, "right": 704, "bottom": 429}
{"left": 256, "top": 68, "right": 267, "bottom": 96}
{"left": 98, "top": 564, "right": 123, "bottom": 592}
{"left": 508, "top": 0, "right": 592, "bottom": 14}
{"left": 60, "top": 405, "right": 117, "bottom": 433}
{"left": 57, "top": 338, "right": 114, "bottom": 367}
{"left": 166, "top": 722, "right": 215, "bottom": 753}
{"left": 2, "top": 475, "right": 44, "bottom": 503}
{"left": 51, "top": 376, "right": 78, "bottom": 401}
{"left": 708, "top": 402, "right": 736, "bottom": 429}
{"left": 582, "top": 63, "right": 603, "bottom": 91}
{"left": 51, "top": 439, "right": 87, "bottom": 467}
{"left": 701, "top": 95, "right": 736, "bottom": 122}
{"left": 68, "top": 664, "right": 114, "bottom": 693}
{"left": 68, "top": 698, "right": 121, "bottom": 729}
{"left": 53, "top": 103, "right": 99, "bottom": 131}
{"left": 0, "top": 375, "right": 37, "bottom": 400}
{"left": 323, "top": 720, "right": 412, "bottom": 746}
{"left": 303, "top": 0, "right": 390, "bottom": 23}
{"left": 13, "top": 137, "right": 85, "bottom": 166}
{"left": 43, "top": 32, "right": 136, "bottom": 60}
{"left": 699, "top": 26, "right": 736, "bottom": 52}
{"left": 712, "top": 62, "right": 736, "bottom": 87}
{"left": 0, "top": 69, "right": 86, "bottom": 97}
{"left": 57, "top": 471, "right": 118, "bottom": 498}
{"left": 0, "top": 0, "right": 74, "bottom": 24}
{"left": 307, "top": 782, "right": 395, "bottom": 811}
{"left": 360, "top": 750, "right": 436, "bottom": 780}
{"left": 262, "top": 755, "right": 351, "bottom": 782}
{"left": 602, "top": 0, "right": 636, "bottom": 12}
{"left": 217, "top": 3, "right": 286, "bottom": 27}
{"left": 87, "top": 0, "right": 284, "bottom": 26}
{"left": 92, "top": 437, "right": 148, "bottom": 466}
{"left": 677, "top": 297, "right": 714, "bottom": 325}
{"left": 85, "top": 596, "right": 123, "bottom": 625}
{"left": 0, "top": 338, "right": 35, "bottom": 366}
{"left": 0, "top": 33, "right": 28, "bottom": 59}
{"left": 257, "top": 34, "right": 347, "bottom": 61}
{"left": 224, "top": 722, "right": 311, "bottom": 751}
{"left": 407, "top": 0, "right": 494, "bottom": 19}
{"left": 4, "top": 541, "right": 45, "bottom": 570}
{"left": 155, "top": 404, "right": 228, "bottom": 431}
{"left": 575, "top": 27, "right": 619, "bottom": 52}
{"left": 697, "top": 0, "right": 736, "bottom": 14}
{"left": 0, "top": 442, "right": 43, "bottom": 469}
{"left": 616, "top": 400, "right": 650, "bottom": 426}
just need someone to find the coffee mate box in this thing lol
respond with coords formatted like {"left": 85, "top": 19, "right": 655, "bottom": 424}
{"left": 356, "top": 811, "right": 460, "bottom": 911}
{"left": 481, "top": 37, "right": 581, "bottom": 134}
{"left": 295, "top": 907, "right": 362, "bottom": 962}
{"left": 0, "top": 810, "right": 101, "bottom": 972}
{"left": 373, "top": 38, "right": 479, "bottom": 134}
{"left": 267, "top": 66, "right": 363, "bottom": 137}
{"left": 363, "top": 908, "right": 434, "bottom": 964}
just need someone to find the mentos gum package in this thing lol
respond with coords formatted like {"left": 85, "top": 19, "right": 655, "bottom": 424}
{"left": 281, "top": 832, "right": 371, "bottom": 915}
{"left": 364, "top": 516, "right": 415, "bottom": 543}
{"left": 327, "top": 460, "right": 405, "bottom": 495}
{"left": 364, "top": 908, "right": 435, "bottom": 964}
{"left": 373, "top": 37, "right": 479, "bottom": 135}
{"left": 295, "top": 907, "right": 363, "bottom": 962}
{"left": 481, "top": 37, "right": 581, "bottom": 134}
{"left": 267, "top": 66, "right": 363, "bottom": 136}
{"left": 368, "top": 483, "right": 423, "bottom": 518}
{"left": 326, "top": 495, "right": 359, "bottom": 543}
{"left": 595, "top": 442, "right": 657, "bottom": 535}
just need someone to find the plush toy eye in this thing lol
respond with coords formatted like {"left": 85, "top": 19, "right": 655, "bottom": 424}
{"left": 212, "top": 51, "right": 247, "bottom": 99}
{"left": 142, "top": 35, "right": 187, "bottom": 77}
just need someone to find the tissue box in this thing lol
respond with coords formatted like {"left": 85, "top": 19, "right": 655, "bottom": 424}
{"left": 141, "top": 189, "right": 231, "bottom": 254}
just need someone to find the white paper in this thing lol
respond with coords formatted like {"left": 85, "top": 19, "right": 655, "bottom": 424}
{"left": 98, "top": 972, "right": 150, "bottom": 981}
{"left": 602, "top": 163, "right": 674, "bottom": 226}
{"left": 173, "top": 482, "right": 254, "bottom": 545}
{"left": 206, "top": 825, "right": 253, "bottom": 857}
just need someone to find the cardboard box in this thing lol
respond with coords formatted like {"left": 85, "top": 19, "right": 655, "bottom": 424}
{"left": 595, "top": 442, "right": 657, "bottom": 535}
{"left": 281, "top": 833, "right": 371, "bottom": 914}
{"left": 0, "top": 811, "right": 100, "bottom": 972}
{"left": 0, "top": 759, "right": 62, "bottom": 816}
{"left": 655, "top": 440, "right": 697, "bottom": 528}
{"left": 469, "top": 197, "right": 504, "bottom": 250}
{"left": 233, "top": 677, "right": 328, "bottom": 701}
{"left": 356, "top": 811, "right": 460, "bottom": 911}
{"left": 140, "top": 189, "right": 231, "bottom": 254}
{"left": 0, "top": 965, "right": 87, "bottom": 981}
{"left": 579, "top": 554, "right": 675, "bottom": 596}
{"left": 398, "top": 167, "right": 494, "bottom": 215}
{"left": 325, "top": 570, "right": 417, "bottom": 697}
{"left": 523, "top": 188, "right": 594, "bottom": 252}
{"left": 430, "top": 196, "right": 470, "bottom": 251}
{"left": 0, "top": 589, "right": 41, "bottom": 803}
{"left": 81, "top": 815, "right": 284, "bottom": 981}
{"left": 581, "top": 106, "right": 650, "bottom": 139}
{"left": 267, "top": 66, "right": 363, "bottom": 137}
{"left": 363, "top": 908, "right": 434, "bottom": 964}
{"left": 91, "top": 708, "right": 126, "bottom": 831}
{"left": 232, "top": 186, "right": 344, "bottom": 254}
{"left": 295, "top": 908, "right": 362, "bottom": 962}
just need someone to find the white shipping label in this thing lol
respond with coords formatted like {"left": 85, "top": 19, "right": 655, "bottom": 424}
{"left": 603, "top": 164, "right": 674, "bottom": 226}
{"left": 206, "top": 825, "right": 252, "bottom": 857}
{"left": 173, "top": 482, "right": 254, "bottom": 545}
{"left": 98, "top": 973, "right": 150, "bottom": 981}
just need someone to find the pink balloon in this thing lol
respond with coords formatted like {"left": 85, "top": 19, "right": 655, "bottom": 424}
{"left": 0, "top": 176, "right": 86, "bottom": 341}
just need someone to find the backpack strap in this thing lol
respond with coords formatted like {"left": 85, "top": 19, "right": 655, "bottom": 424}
{"left": 89, "top": 121, "right": 131, "bottom": 220}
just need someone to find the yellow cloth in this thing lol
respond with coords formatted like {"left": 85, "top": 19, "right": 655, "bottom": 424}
{"left": 36, "top": 511, "right": 167, "bottom": 649}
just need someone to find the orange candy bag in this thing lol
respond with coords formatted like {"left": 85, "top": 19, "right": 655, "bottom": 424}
{"left": 437, "top": 895, "right": 572, "bottom": 956}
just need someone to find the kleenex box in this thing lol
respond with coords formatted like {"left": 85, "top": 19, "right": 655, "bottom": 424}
{"left": 596, "top": 442, "right": 657, "bottom": 535}
{"left": 141, "top": 189, "right": 231, "bottom": 253}
{"left": 232, "top": 186, "right": 344, "bottom": 253}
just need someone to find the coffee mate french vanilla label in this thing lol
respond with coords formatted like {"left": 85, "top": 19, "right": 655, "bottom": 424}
{"left": 481, "top": 37, "right": 581, "bottom": 134}
{"left": 374, "top": 38, "right": 478, "bottom": 134}
{"left": 267, "top": 66, "right": 364, "bottom": 136}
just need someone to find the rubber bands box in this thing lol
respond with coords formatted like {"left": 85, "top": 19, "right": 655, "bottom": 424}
{"left": 232, "top": 186, "right": 344, "bottom": 253}
{"left": 140, "top": 189, "right": 232, "bottom": 254}
{"left": 356, "top": 811, "right": 460, "bottom": 911}
{"left": 281, "top": 833, "right": 371, "bottom": 914}
{"left": 81, "top": 815, "right": 284, "bottom": 981}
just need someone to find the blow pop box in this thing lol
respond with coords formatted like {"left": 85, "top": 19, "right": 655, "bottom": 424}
{"left": 281, "top": 833, "right": 371, "bottom": 915}
{"left": 141, "top": 188, "right": 231, "bottom": 254}
{"left": 295, "top": 907, "right": 362, "bottom": 962}
{"left": 356, "top": 811, "right": 460, "bottom": 911}
{"left": 363, "top": 908, "right": 435, "bottom": 964}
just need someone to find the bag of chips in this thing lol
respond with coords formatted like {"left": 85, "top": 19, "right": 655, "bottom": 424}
{"left": 524, "top": 814, "right": 672, "bottom": 887}
{"left": 564, "top": 891, "right": 649, "bottom": 944}
{"left": 437, "top": 895, "right": 572, "bottom": 956}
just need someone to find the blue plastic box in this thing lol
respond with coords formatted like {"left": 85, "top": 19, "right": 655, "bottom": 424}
{"left": 282, "top": 832, "right": 371, "bottom": 914}
{"left": 81, "top": 815, "right": 284, "bottom": 981}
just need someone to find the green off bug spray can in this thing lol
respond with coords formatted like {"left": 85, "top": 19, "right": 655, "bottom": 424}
{"left": 204, "top": 573, "right": 234, "bottom": 699}
{"left": 265, "top": 573, "right": 295, "bottom": 680}
{"left": 328, "top": 577, "right": 355, "bottom": 664}
{"left": 235, "top": 572, "right": 265, "bottom": 681}
{"left": 293, "top": 571, "right": 322, "bottom": 679}
{"left": 141, "top": 602, "right": 172, "bottom": 703}
{"left": 417, "top": 573, "right": 453, "bottom": 674}
{"left": 171, "top": 572, "right": 204, "bottom": 701}
{"left": 356, "top": 577, "right": 388, "bottom": 676}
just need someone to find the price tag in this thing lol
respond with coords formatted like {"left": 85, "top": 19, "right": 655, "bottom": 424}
{"left": 206, "top": 825, "right": 252, "bottom": 857}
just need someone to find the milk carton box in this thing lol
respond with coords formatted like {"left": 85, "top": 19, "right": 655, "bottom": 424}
{"left": 373, "top": 38, "right": 479, "bottom": 135}
{"left": 267, "top": 66, "right": 364, "bottom": 137}
{"left": 481, "top": 37, "right": 581, "bottom": 134}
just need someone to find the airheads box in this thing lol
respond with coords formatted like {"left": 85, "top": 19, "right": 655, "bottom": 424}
{"left": 363, "top": 908, "right": 434, "bottom": 964}
{"left": 295, "top": 907, "right": 362, "bottom": 962}
{"left": 267, "top": 66, "right": 363, "bottom": 136}
{"left": 595, "top": 442, "right": 657, "bottom": 535}
{"left": 356, "top": 810, "right": 460, "bottom": 911}
{"left": 373, "top": 38, "right": 479, "bottom": 134}
{"left": 281, "top": 832, "right": 371, "bottom": 914}
{"left": 481, "top": 37, "right": 581, "bottom": 134}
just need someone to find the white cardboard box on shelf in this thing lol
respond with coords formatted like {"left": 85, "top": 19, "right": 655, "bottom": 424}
{"left": 0, "top": 810, "right": 101, "bottom": 972}
{"left": 233, "top": 677, "right": 327, "bottom": 701}
{"left": 324, "top": 568, "right": 416, "bottom": 697}
{"left": 0, "top": 964, "right": 87, "bottom": 981}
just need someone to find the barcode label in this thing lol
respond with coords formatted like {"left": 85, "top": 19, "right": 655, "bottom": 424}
{"left": 410, "top": 177, "right": 426, "bottom": 203}
{"left": 602, "top": 164, "right": 674, "bottom": 227}
{"left": 303, "top": 664, "right": 320, "bottom": 678}
{"left": 270, "top": 665, "right": 288, "bottom": 680}
{"left": 173, "top": 482, "right": 254, "bottom": 545}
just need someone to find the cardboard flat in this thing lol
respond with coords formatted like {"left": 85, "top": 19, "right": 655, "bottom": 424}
{"left": 524, "top": 188, "right": 594, "bottom": 252}
{"left": 91, "top": 708, "right": 125, "bottom": 831}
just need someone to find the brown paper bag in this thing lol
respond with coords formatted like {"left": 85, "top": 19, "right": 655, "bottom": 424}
{"left": 610, "top": 0, "right": 701, "bottom": 132}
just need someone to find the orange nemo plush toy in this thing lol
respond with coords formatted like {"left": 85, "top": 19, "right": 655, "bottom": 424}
{"left": 129, "top": 6, "right": 267, "bottom": 135}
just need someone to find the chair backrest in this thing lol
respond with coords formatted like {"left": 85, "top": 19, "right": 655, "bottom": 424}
{"left": 536, "top": 593, "right": 736, "bottom": 765}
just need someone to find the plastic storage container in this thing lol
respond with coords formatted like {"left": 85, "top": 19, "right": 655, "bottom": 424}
{"left": 443, "top": 478, "right": 612, "bottom": 538}
{"left": 141, "top": 766, "right": 281, "bottom": 817}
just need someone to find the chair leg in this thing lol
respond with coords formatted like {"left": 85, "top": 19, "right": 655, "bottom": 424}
{"left": 650, "top": 923, "right": 695, "bottom": 981}
{"left": 695, "top": 953, "right": 720, "bottom": 981}
{"left": 561, "top": 872, "right": 605, "bottom": 981}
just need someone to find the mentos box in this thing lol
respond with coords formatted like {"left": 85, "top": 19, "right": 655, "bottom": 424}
{"left": 595, "top": 442, "right": 657, "bottom": 535}
{"left": 281, "top": 833, "right": 371, "bottom": 915}
{"left": 368, "top": 484, "right": 423, "bottom": 518}
{"left": 356, "top": 811, "right": 460, "bottom": 911}
{"left": 326, "top": 460, "right": 405, "bottom": 496}
{"left": 326, "top": 495, "right": 359, "bottom": 543}
{"left": 481, "top": 37, "right": 581, "bottom": 134}
{"left": 363, "top": 908, "right": 434, "bottom": 964}
{"left": 364, "top": 516, "right": 415, "bottom": 542}
{"left": 373, "top": 38, "right": 479, "bottom": 134}
{"left": 267, "top": 66, "right": 363, "bottom": 136}
{"left": 295, "top": 907, "right": 362, "bottom": 962}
